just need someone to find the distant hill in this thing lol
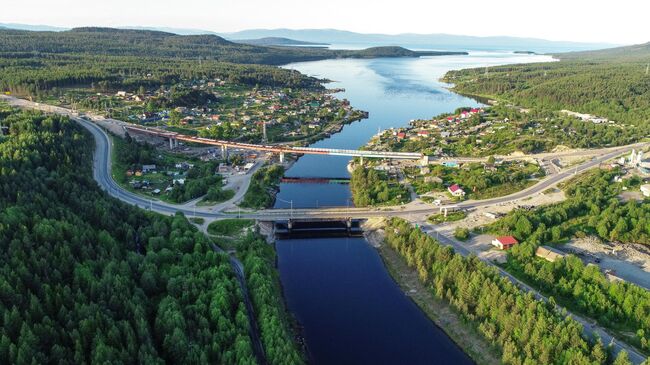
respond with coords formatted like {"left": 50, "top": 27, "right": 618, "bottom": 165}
{"left": 557, "top": 41, "right": 650, "bottom": 61}
{"left": 0, "top": 27, "right": 464, "bottom": 65}
{"left": 0, "top": 23, "right": 617, "bottom": 53}
{"left": 236, "top": 37, "right": 328, "bottom": 46}
{"left": 220, "top": 28, "right": 617, "bottom": 53}
{"left": 0, "top": 22, "right": 68, "bottom": 32}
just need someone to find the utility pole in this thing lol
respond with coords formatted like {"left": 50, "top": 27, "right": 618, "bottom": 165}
{"left": 262, "top": 121, "right": 267, "bottom": 143}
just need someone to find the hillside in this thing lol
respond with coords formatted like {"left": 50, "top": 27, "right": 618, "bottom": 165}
{"left": 220, "top": 28, "right": 616, "bottom": 53}
{"left": 444, "top": 41, "right": 650, "bottom": 125}
{"left": 0, "top": 27, "right": 458, "bottom": 66}
{"left": 236, "top": 37, "right": 328, "bottom": 46}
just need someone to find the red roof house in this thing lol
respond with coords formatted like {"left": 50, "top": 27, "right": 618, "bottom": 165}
{"left": 448, "top": 184, "right": 465, "bottom": 197}
{"left": 491, "top": 236, "right": 519, "bottom": 250}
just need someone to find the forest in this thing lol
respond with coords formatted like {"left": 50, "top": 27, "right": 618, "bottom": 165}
{"left": 444, "top": 42, "right": 650, "bottom": 127}
{"left": 0, "top": 105, "right": 295, "bottom": 363}
{"left": 240, "top": 165, "right": 285, "bottom": 209}
{"left": 487, "top": 170, "right": 650, "bottom": 352}
{"left": 350, "top": 165, "right": 410, "bottom": 207}
{"left": 384, "top": 218, "right": 632, "bottom": 364}
{"left": 237, "top": 234, "right": 304, "bottom": 365}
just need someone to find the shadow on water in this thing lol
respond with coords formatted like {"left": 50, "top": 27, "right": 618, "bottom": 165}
{"left": 276, "top": 234, "right": 473, "bottom": 365}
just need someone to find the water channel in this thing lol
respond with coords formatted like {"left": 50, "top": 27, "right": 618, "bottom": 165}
{"left": 273, "top": 52, "right": 553, "bottom": 364}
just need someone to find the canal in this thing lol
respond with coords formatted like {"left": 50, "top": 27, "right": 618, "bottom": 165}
{"left": 273, "top": 52, "right": 554, "bottom": 364}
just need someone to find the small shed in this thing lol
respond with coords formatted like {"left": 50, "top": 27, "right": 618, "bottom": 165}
{"left": 535, "top": 246, "right": 566, "bottom": 262}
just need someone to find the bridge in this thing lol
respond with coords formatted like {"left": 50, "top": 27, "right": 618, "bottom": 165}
{"left": 124, "top": 125, "right": 425, "bottom": 163}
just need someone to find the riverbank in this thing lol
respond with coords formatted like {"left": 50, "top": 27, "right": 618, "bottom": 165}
{"left": 363, "top": 218, "right": 501, "bottom": 365}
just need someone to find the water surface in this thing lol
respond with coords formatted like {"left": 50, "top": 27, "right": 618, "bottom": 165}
{"left": 274, "top": 53, "right": 553, "bottom": 364}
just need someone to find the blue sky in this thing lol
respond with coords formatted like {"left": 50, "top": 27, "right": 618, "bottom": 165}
{"left": 3, "top": 0, "right": 649, "bottom": 44}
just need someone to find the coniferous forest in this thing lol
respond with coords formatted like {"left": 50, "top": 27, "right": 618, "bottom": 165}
{"left": 0, "top": 106, "right": 260, "bottom": 363}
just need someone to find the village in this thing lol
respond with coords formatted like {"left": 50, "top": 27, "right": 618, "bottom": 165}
{"left": 60, "top": 77, "right": 368, "bottom": 145}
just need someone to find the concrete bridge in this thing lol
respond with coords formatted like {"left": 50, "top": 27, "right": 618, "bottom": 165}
{"left": 124, "top": 125, "right": 425, "bottom": 163}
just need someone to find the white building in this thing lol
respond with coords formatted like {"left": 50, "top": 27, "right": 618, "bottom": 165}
{"left": 641, "top": 184, "right": 650, "bottom": 197}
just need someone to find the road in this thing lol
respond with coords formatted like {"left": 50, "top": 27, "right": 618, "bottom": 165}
{"left": 5, "top": 95, "right": 647, "bottom": 362}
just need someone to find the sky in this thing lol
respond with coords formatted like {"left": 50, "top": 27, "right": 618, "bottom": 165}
{"left": 2, "top": 0, "right": 649, "bottom": 45}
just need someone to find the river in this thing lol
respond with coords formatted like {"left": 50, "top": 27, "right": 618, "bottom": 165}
{"left": 273, "top": 52, "right": 553, "bottom": 364}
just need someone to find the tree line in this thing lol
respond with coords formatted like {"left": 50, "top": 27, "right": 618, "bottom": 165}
{"left": 384, "top": 218, "right": 633, "bottom": 364}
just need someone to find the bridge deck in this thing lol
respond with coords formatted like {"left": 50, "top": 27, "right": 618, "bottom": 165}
{"left": 125, "top": 125, "right": 423, "bottom": 160}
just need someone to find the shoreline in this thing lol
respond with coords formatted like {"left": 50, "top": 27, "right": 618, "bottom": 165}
{"left": 363, "top": 219, "right": 501, "bottom": 365}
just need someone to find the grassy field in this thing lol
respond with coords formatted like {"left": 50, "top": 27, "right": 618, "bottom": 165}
{"left": 208, "top": 219, "right": 255, "bottom": 236}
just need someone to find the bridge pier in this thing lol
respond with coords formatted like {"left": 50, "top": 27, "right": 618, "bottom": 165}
{"left": 420, "top": 155, "right": 430, "bottom": 166}
{"left": 439, "top": 206, "right": 448, "bottom": 217}
{"left": 359, "top": 156, "right": 364, "bottom": 166}
{"left": 221, "top": 145, "right": 229, "bottom": 161}
{"left": 169, "top": 138, "right": 174, "bottom": 149}
{"left": 279, "top": 152, "right": 285, "bottom": 163}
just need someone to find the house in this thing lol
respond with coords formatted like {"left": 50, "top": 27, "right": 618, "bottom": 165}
{"left": 244, "top": 162, "right": 256, "bottom": 172}
{"left": 397, "top": 132, "right": 406, "bottom": 140}
{"left": 491, "top": 236, "right": 519, "bottom": 250}
{"left": 417, "top": 130, "right": 430, "bottom": 137}
{"left": 448, "top": 184, "right": 465, "bottom": 197}
{"left": 535, "top": 246, "right": 566, "bottom": 262}
{"left": 641, "top": 184, "right": 650, "bottom": 197}
{"left": 142, "top": 164, "right": 157, "bottom": 173}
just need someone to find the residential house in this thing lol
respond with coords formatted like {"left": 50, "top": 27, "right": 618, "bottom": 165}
{"left": 448, "top": 184, "right": 465, "bottom": 197}
{"left": 492, "top": 236, "right": 519, "bottom": 250}
{"left": 142, "top": 164, "right": 156, "bottom": 173}
{"left": 641, "top": 184, "right": 650, "bottom": 197}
